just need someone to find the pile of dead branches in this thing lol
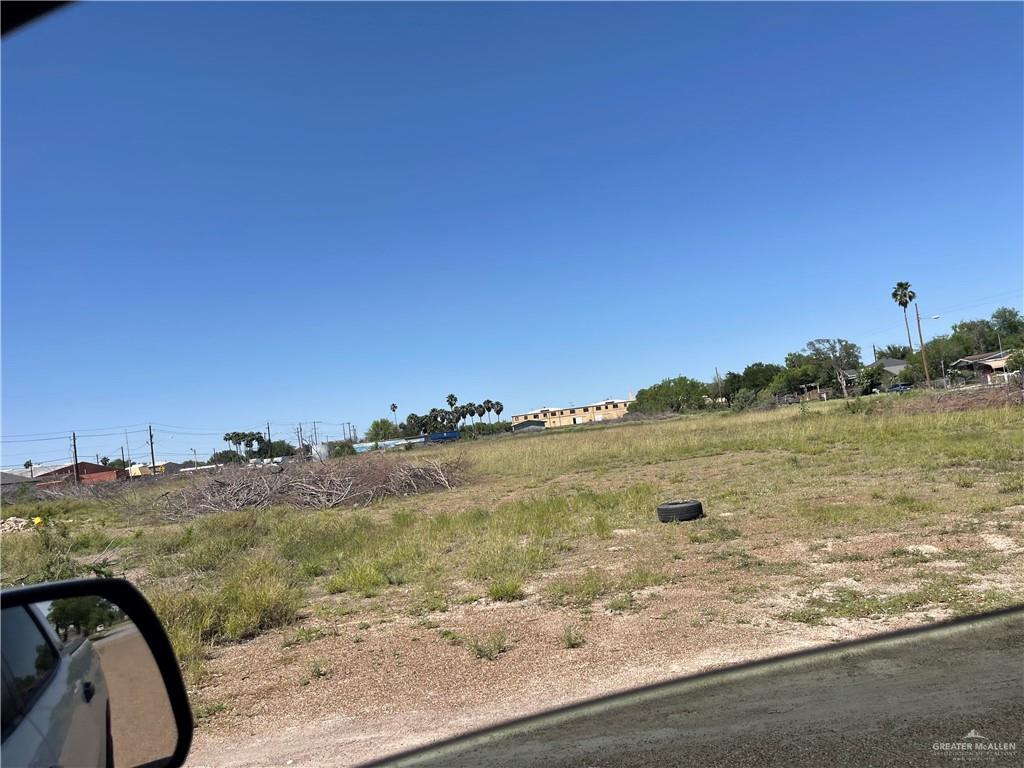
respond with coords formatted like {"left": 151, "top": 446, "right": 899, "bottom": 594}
{"left": 161, "top": 455, "right": 465, "bottom": 520}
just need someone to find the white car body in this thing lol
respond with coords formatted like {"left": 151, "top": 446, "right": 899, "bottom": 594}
{"left": 1, "top": 604, "right": 110, "bottom": 768}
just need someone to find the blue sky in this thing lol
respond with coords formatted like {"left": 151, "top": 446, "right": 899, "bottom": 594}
{"left": 2, "top": 2, "right": 1021, "bottom": 465}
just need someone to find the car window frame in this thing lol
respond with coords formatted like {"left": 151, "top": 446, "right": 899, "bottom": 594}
{"left": 0, "top": 606, "right": 61, "bottom": 744}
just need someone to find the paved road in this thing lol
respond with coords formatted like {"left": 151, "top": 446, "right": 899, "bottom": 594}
{"left": 94, "top": 623, "right": 178, "bottom": 767}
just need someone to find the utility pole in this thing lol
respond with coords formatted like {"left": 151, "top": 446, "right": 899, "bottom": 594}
{"left": 71, "top": 432, "right": 81, "bottom": 483}
{"left": 121, "top": 447, "right": 128, "bottom": 481}
{"left": 149, "top": 425, "right": 157, "bottom": 472}
{"left": 311, "top": 421, "right": 319, "bottom": 448}
{"left": 915, "top": 304, "right": 932, "bottom": 387}
{"left": 192, "top": 447, "right": 198, "bottom": 467}
{"left": 96, "top": 454, "right": 100, "bottom": 465}
{"left": 267, "top": 422, "right": 273, "bottom": 460}
{"left": 714, "top": 367, "right": 722, "bottom": 403}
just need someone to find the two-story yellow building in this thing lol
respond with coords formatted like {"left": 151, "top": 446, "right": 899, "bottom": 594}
{"left": 510, "top": 398, "right": 634, "bottom": 429}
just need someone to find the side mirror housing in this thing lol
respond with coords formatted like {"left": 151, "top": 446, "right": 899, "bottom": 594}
{"left": 1, "top": 578, "right": 193, "bottom": 768}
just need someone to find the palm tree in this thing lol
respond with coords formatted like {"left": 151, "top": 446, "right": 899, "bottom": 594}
{"left": 476, "top": 403, "right": 486, "bottom": 422}
{"left": 483, "top": 399, "right": 494, "bottom": 424}
{"left": 464, "top": 402, "right": 476, "bottom": 426}
{"left": 891, "top": 282, "right": 917, "bottom": 353}
{"left": 23, "top": 459, "right": 33, "bottom": 478}
{"left": 390, "top": 403, "right": 398, "bottom": 428}
{"left": 446, "top": 394, "right": 458, "bottom": 410}
{"left": 493, "top": 401, "right": 504, "bottom": 422}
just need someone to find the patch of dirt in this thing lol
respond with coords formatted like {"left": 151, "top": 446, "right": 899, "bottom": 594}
{"left": 184, "top": 500, "right": 1024, "bottom": 768}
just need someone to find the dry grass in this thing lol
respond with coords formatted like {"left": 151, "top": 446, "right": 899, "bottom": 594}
{"left": 3, "top": 396, "right": 1022, "bottom": 693}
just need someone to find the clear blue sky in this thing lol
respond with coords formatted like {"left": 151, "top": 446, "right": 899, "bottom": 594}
{"left": 2, "top": 2, "right": 1021, "bottom": 465}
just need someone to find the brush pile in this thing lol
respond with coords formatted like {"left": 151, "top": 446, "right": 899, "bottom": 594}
{"left": 162, "top": 455, "right": 465, "bottom": 519}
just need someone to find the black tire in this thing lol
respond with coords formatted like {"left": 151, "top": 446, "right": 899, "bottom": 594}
{"left": 105, "top": 701, "right": 114, "bottom": 768}
{"left": 657, "top": 500, "right": 704, "bottom": 522}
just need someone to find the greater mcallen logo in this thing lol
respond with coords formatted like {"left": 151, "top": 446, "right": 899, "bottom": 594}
{"left": 933, "top": 729, "right": 1018, "bottom": 760}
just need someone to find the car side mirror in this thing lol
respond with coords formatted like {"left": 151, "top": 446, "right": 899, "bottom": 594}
{"left": 1, "top": 579, "right": 192, "bottom": 768}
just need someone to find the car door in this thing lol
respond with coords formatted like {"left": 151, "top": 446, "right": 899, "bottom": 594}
{"left": 1, "top": 607, "right": 60, "bottom": 768}
{"left": 19, "top": 606, "right": 107, "bottom": 768}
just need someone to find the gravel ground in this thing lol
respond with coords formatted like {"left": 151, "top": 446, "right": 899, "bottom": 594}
{"left": 183, "top": 499, "right": 1023, "bottom": 767}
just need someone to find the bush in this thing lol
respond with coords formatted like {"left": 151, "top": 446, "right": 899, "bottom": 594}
{"left": 467, "top": 631, "right": 510, "bottom": 660}
{"left": 560, "top": 624, "right": 585, "bottom": 649}
{"left": 730, "top": 388, "right": 758, "bottom": 412}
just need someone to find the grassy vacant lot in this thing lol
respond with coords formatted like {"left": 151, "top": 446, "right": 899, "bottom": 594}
{"left": 3, "top": 393, "right": 1023, "bottom": 740}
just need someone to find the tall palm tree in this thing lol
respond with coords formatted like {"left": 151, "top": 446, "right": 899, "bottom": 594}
{"left": 483, "top": 399, "right": 494, "bottom": 423}
{"left": 475, "top": 403, "right": 486, "bottom": 422}
{"left": 390, "top": 403, "right": 398, "bottom": 428}
{"left": 464, "top": 402, "right": 476, "bottom": 426}
{"left": 446, "top": 394, "right": 458, "bottom": 410}
{"left": 891, "top": 282, "right": 917, "bottom": 354}
{"left": 493, "top": 401, "right": 504, "bottom": 422}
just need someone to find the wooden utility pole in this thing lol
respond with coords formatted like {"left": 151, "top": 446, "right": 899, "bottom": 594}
{"left": 267, "top": 422, "right": 273, "bottom": 460}
{"left": 149, "top": 425, "right": 157, "bottom": 472}
{"left": 71, "top": 432, "right": 81, "bottom": 483}
{"left": 121, "top": 447, "right": 128, "bottom": 481}
{"left": 915, "top": 304, "right": 932, "bottom": 387}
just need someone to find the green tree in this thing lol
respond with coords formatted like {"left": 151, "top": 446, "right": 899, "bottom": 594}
{"left": 365, "top": 418, "right": 400, "bottom": 442}
{"left": 802, "top": 338, "right": 862, "bottom": 396}
{"left": 483, "top": 399, "right": 494, "bottom": 423}
{"left": 991, "top": 307, "right": 1024, "bottom": 346}
{"left": 464, "top": 402, "right": 476, "bottom": 426}
{"left": 326, "top": 440, "right": 356, "bottom": 457}
{"left": 1005, "top": 349, "right": 1024, "bottom": 374}
{"left": 721, "top": 371, "right": 745, "bottom": 400}
{"left": 401, "top": 412, "right": 422, "bottom": 437}
{"left": 769, "top": 365, "right": 818, "bottom": 396}
{"left": 630, "top": 376, "right": 709, "bottom": 414}
{"left": 446, "top": 394, "right": 458, "bottom": 410}
{"left": 48, "top": 597, "right": 123, "bottom": 639}
{"left": 493, "top": 401, "right": 504, "bottom": 421}
{"left": 475, "top": 403, "right": 486, "bottom": 422}
{"left": 740, "top": 362, "right": 783, "bottom": 392}
{"left": 891, "top": 281, "right": 917, "bottom": 353}
{"left": 251, "top": 440, "right": 296, "bottom": 459}
{"left": 209, "top": 449, "right": 243, "bottom": 464}
{"left": 390, "top": 403, "right": 398, "bottom": 428}
{"left": 878, "top": 344, "right": 911, "bottom": 360}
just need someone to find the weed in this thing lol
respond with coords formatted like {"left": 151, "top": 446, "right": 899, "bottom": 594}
{"left": 193, "top": 701, "right": 228, "bottom": 720}
{"left": 560, "top": 624, "right": 585, "bottom": 649}
{"left": 688, "top": 522, "right": 742, "bottom": 544}
{"left": 546, "top": 570, "right": 614, "bottom": 608}
{"left": 954, "top": 473, "right": 976, "bottom": 489}
{"left": 282, "top": 627, "right": 331, "bottom": 648}
{"left": 606, "top": 594, "right": 636, "bottom": 613}
{"left": 467, "top": 631, "right": 510, "bottom": 660}
{"left": 998, "top": 473, "right": 1024, "bottom": 494}
{"left": 437, "top": 628, "right": 462, "bottom": 645}
{"left": 487, "top": 577, "right": 526, "bottom": 602}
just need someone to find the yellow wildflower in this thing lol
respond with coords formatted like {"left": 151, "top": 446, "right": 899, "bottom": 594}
{"left": 32, "top": 516, "right": 44, "bottom": 526}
